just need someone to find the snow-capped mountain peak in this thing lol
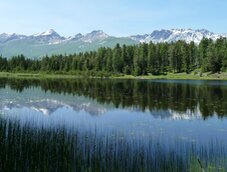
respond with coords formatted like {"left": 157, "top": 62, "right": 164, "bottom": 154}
{"left": 130, "top": 28, "right": 223, "bottom": 44}
{"left": 0, "top": 33, "right": 14, "bottom": 37}
{"left": 89, "top": 30, "right": 108, "bottom": 37}
{"left": 31, "top": 29, "right": 65, "bottom": 45}
{"left": 67, "top": 33, "right": 84, "bottom": 41}
{"left": 0, "top": 33, "right": 27, "bottom": 43}
{"left": 82, "top": 30, "right": 109, "bottom": 43}
{"left": 33, "top": 29, "right": 60, "bottom": 37}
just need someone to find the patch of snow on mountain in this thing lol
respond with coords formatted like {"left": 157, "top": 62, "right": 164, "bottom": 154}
{"left": 33, "top": 29, "right": 59, "bottom": 37}
{"left": 67, "top": 33, "right": 84, "bottom": 41}
{"left": 82, "top": 30, "right": 109, "bottom": 43}
{"left": 129, "top": 29, "right": 227, "bottom": 44}
{"left": 0, "top": 33, "right": 27, "bottom": 43}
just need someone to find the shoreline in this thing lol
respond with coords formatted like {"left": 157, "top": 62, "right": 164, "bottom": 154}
{"left": 0, "top": 72, "right": 227, "bottom": 80}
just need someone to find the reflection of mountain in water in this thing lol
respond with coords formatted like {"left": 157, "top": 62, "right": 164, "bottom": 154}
{"left": 0, "top": 78, "right": 226, "bottom": 119}
{"left": 150, "top": 106, "right": 202, "bottom": 120}
{"left": 1, "top": 99, "right": 107, "bottom": 116}
{"left": 29, "top": 99, "right": 107, "bottom": 116}
{"left": 0, "top": 87, "right": 109, "bottom": 116}
{"left": 0, "top": 86, "right": 204, "bottom": 120}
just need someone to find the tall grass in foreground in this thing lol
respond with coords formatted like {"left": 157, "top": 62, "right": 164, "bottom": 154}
{"left": 0, "top": 118, "right": 226, "bottom": 172}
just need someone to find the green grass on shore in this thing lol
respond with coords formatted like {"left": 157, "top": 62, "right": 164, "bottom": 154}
{"left": 0, "top": 71, "right": 227, "bottom": 80}
{"left": 116, "top": 72, "right": 227, "bottom": 80}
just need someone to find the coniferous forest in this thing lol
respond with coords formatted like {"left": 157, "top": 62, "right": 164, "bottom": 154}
{"left": 0, "top": 38, "right": 227, "bottom": 75}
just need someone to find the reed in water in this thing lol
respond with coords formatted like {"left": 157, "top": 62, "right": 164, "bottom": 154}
{"left": 0, "top": 118, "right": 226, "bottom": 172}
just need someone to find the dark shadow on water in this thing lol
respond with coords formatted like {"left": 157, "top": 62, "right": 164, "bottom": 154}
{"left": 0, "top": 77, "right": 227, "bottom": 118}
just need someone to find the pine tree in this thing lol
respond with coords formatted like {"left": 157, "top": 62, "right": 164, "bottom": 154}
{"left": 112, "top": 44, "right": 123, "bottom": 73}
{"left": 95, "top": 48, "right": 106, "bottom": 71}
{"left": 133, "top": 46, "right": 142, "bottom": 75}
{"left": 105, "top": 48, "right": 113, "bottom": 72}
{"left": 182, "top": 43, "right": 190, "bottom": 73}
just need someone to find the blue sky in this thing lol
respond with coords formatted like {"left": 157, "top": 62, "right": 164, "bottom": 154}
{"left": 0, "top": 0, "right": 226, "bottom": 36}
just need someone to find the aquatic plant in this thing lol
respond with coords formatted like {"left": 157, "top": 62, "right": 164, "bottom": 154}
{"left": 0, "top": 118, "right": 226, "bottom": 171}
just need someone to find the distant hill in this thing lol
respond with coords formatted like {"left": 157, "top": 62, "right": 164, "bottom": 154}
{"left": 0, "top": 29, "right": 226, "bottom": 58}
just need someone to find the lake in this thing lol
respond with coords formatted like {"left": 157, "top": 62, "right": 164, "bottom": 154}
{"left": 0, "top": 78, "right": 227, "bottom": 171}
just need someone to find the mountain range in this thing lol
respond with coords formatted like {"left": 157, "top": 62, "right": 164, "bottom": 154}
{"left": 0, "top": 29, "right": 226, "bottom": 58}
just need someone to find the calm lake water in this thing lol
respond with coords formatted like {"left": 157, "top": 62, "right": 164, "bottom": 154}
{"left": 1, "top": 78, "right": 227, "bottom": 146}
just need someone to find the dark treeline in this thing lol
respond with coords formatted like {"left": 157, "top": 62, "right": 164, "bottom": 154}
{"left": 1, "top": 78, "right": 227, "bottom": 118}
{"left": 0, "top": 38, "right": 227, "bottom": 75}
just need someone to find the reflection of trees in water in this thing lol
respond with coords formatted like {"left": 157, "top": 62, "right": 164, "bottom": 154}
{"left": 0, "top": 78, "right": 226, "bottom": 118}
